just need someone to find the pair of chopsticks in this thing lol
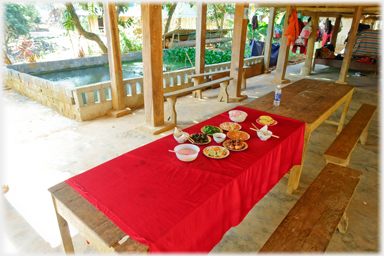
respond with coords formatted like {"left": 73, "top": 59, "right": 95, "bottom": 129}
{"left": 177, "top": 127, "right": 196, "bottom": 143}
{"left": 250, "top": 123, "right": 279, "bottom": 138}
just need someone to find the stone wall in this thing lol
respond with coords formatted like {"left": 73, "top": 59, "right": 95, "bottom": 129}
{"left": 6, "top": 51, "right": 143, "bottom": 74}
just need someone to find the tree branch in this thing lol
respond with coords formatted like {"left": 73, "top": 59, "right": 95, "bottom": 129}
{"left": 65, "top": 2, "right": 108, "bottom": 53}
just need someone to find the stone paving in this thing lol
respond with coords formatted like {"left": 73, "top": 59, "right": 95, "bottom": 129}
{"left": 1, "top": 62, "right": 380, "bottom": 253}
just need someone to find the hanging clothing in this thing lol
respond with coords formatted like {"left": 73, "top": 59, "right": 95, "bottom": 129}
{"left": 251, "top": 15, "right": 258, "bottom": 30}
{"left": 284, "top": 9, "right": 300, "bottom": 46}
{"left": 249, "top": 39, "right": 264, "bottom": 56}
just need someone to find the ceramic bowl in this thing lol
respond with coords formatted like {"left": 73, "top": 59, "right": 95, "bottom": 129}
{"left": 257, "top": 130, "right": 272, "bottom": 141}
{"left": 213, "top": 133, "right": 226, "bottom": 143}
{"left": 229, "top": 110, "right": 248, "bottom": 122}
{"left": 174, "top": 132, "right": 189, "bottom": 143}
{"left": 174, "top": 144, "right": 200, "bottom": 162}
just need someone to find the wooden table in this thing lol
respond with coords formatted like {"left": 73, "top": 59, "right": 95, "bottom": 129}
{"left": 243, "top": 78, "right": 354, "bottom": 194}
{"left": 48, "top": 182, "right": 149, "bottom": 254}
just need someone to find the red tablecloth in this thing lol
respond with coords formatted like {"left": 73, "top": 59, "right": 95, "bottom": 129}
{"left": 65, "top": 106, "right": 305, "bottom": 252}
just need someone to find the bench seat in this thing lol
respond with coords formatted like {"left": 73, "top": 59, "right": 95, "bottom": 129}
{"left": 163, "top": 77, "right": 233, "bottom": 124}
{"left": 259, "top": 163, "right": 363, "bottom": 253}
{"left": 323, "top": 104, "right": 376, "bottom": 166}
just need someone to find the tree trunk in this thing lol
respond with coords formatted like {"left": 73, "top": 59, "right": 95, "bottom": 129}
{"left": 65, "top": 3, "right": 108, "bottom": 53}
{"left": 164, "top": 3, "right": 178, "bottom": 34}
{"left": 3, "top": 49, "right": 12, "bottom": 65}
{"left": 213, "top": 8, "right": 221, "bottom": 28}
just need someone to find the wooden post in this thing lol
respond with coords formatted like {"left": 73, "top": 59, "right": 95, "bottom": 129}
{"left": 300, "top": 13, "right": 319, "bottom": 75}
{"left": 331, "top": 16, "right": 341, "bottom": 47}
{"left": 192, "top": 2, "right": 207, "bottom": 98}
{"left": 141, "top": 3, "right": 165, "bottom": 127}
{"left": 228, "top": 3, "right": 249, "bottom": 102}
{"left": 336, "top": 6, "right": 363, "bottom": 84}
{"left": 270, "top": 5, "right": 292, "bottom": 84}
{"left": 104, "top": 3, "right": 131, "bottom": 118}
{"left": 263, "top": 7, "right": 276, "bottom": 74}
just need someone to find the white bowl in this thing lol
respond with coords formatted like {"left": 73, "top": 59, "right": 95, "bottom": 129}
{"left": 213, "top": 133, "right": 226, "bottom": 143}
{"left": 174, "top": 144, "right": 200, "bottom": 162}
{"left": 229, "top": 110, "right": 248, "bottom": 122}
{"left": 257, "top": 130, "right": 272, "bottom": 141}
{"left": 174, "top": 132, "right": 189, "bottom": 143}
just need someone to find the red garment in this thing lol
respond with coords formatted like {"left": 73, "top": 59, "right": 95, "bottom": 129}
{"left": 65, "top": 106, "right": 305, "bottom": 252}
{"left": 285, "top": 9, "right": 300, "bottom": 46}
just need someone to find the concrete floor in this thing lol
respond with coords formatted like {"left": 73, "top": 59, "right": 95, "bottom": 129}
{"left": 1, "top": 62, "right": 380, "bottom": 254}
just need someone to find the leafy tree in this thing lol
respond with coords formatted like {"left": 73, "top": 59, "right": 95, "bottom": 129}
{"left": 163, "top": 3, "right": 178, "bottom": 34}
{"left": 207, "top": 4, "right": 235, "bottom": 29}
{"left": 3, "top": 3, "right": 29, "bottom": 53}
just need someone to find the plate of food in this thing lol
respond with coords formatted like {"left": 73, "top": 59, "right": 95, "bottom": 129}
{"left": 203, "top": 146, "right": 230, "bottom": 159}
{"left": 227, "top": 130, "right": 250, "bottom": 141}
{"left": 256, "top": 115, "right": 278, "bottom": 126}
{"left": 190, "top": 133, "right": 211, "bottom": 145}
{"left": 201, "top": 125, "right": 223, "bottom": 135}
{"left": 220, "top": 122, "right": 242, "bottom": 131}
{"left": 223, "top": 139, "right": 248, "bottom": 151}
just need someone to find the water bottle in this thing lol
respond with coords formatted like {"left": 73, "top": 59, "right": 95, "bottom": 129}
{"left": 274, "top": 85, "right": 282, "bottom": 106}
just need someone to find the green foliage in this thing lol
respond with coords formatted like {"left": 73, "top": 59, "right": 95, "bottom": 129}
{"left": 62, "top": 9, "right": 75, "bottom": 36}
{"left": 24, "top": 4, "right": 41, "bottom": 24}
{"left": 79, "top": 16, "right": 90, "bottom": 31}
{"left": 207, "top": 4, "right": 235, "bottom": 28}
{"left": 119, "top": 26, "right": 142, "bottom": 52}
{"left": 4, "top": 4, "right": 30, "bottom": 45}
{"left": 164, "top": 46, "right": 249, "bottom": 65}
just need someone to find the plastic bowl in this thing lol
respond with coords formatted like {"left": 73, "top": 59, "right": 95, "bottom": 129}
{"left": 229, "top": 110, "right": 248, "bottom": 122}
{"left": 174, "top": 144, "right": 200, "bottom": 162}
{"left": 174, "top": 132, "right": 189, "bottom": 143}
{"left": 213, "top": 133, "right": 226, "bottom": 143}
{"left": 257, "top": 130, "right": 272, "bottom": 141}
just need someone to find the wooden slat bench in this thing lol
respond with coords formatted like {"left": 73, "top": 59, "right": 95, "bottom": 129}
{"left": 323, "top": 104, "right": 377, "bottom": 167}
{"left": 186, "top": 67, "right": 250, "bottom": 99}
{"left": 259, "top": 163, "right": 363, "bottom": 253}
{"left": 163, "top": 77, "right": 233, "bottom": 124}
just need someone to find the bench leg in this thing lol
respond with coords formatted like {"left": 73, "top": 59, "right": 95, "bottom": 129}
{"left": 287, "top": 127, "right": 311, "bottom": 194}
{"left": 218, "top": 81, "right": 229, "bottom": 103}
{"left": 360, "top": 126, "right": 369, "bottom": 145}
{"left": 166, "top": 96, "right": 177, "bottom": 124}
{"left": 241, "top": 70, "right": 246, "bottom": 89}
{"left": 337, "top": 91, "right": 353, "bottom": 135}
{"left": 337, "top": 212, "right": 348, "bottom": 234}
{"left": 192, "top": 79, "right": 203, "bottom": 99}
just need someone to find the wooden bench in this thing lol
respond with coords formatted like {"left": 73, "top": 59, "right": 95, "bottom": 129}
{"left": 186, "top": 67, "right": 250, "bottom": 99}
{"left": 163, "top": 77, "right": 233, "bottom": 124}
{"left": 323, "top": 104, "right": 376, "bottom": 167}
{"left": 259, "top": 163, "right": 363, "bottom": 253}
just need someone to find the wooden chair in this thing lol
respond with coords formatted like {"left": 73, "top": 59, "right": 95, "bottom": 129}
{"left": 323, "top": 104, "right": 376, "bottom": 167}
{"left": 259, "top": 163, "right": 363, "bottom": 253}
{"left": 163, "top": 77, "right": 233, "bottom": 124}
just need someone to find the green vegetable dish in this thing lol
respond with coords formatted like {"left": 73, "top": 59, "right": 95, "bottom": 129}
{"left": 201, "top": 125, "right": 222, "bottom": 135}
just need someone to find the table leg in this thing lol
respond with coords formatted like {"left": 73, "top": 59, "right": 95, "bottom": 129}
{"left": 287, "top": 127, "right": 311, "bottom": 194}
{"left": 52, "top": 195, "right": 75, "bottom": 254}
{"left": 336, "top": 91, "right": 353, "bottom": 135}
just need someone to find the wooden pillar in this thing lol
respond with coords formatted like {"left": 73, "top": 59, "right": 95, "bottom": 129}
{"left": 228, "top": 3, "right": 249, "bottom": 102}
{"left": 331, "top": 16, "right": 341, "bottom": 47}
{"left": 300, "top": 13, "right": 319, "bottom": 75}
{"left": 336, "top": 6, "right": 363, "bottom": 84}
{"left": 263, "top": 7, "right": 276, "bottom": 74}
{"left": 195, "top": 2, "right": 207, "bottom": 74}
{"left": 141, "top": 3, "right": 164, "bottom": 127}
{"left": 104, "top": 3, "right": 131, "bottom": 118}
{"left": 270, "top": 5, "right": 292, "bottom": 84}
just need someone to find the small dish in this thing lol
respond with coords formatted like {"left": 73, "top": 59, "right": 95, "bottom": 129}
{"left": 190, "top": 133, "right": 212, "bottom": 145}
{"left": 256, "top": 117, "right": 278, "bottom": 126}
{"left": 220, "top": 122, "right": 242, "bottom": 131}
{"left": 203, "top": 146, "right": 230, "bottom": 159}
{"left": 201, "top": 125, "right": 223, "bottom": 135}
{"left": 227, "top": 130, "right": 250, "bottom": 141}
{"left": 257, "top": 130, "right": 273, "bottom": 141}
{"left": 222, "top": 139, "right": 248, "bottom": 151}
{"left": 213, "top": 133, "right": 226, "bottom": 143}
{"left": 229, "top": 110, "right": 248, "bottom": 122}
{"left": 173, "top": 144, "right": 200, "bottom": 162}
